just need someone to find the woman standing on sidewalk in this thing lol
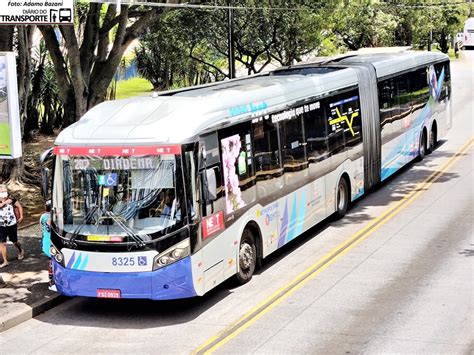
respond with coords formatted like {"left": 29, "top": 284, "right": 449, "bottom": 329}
{"left": 0, "top": 184, "right": 24, "bottom": 268}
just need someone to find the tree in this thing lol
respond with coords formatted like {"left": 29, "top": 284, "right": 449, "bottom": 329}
{"left": 270, "top": 3, "right": 337, "bottom": 66}
{"left": 25, "top": 41, "right": 63, "bottom": 136}
{"left": 175, "top": 1, "right": 337, "bottom": 77}
{"left": 333, "top": 0, "right": 398, "bottom": 50}
{"left": 429, "top": 3, "right": 469, "bottom": 53}
{"left": 173, "top": 5, "right": 276, "bottom": 77}
{"left": 39, "top": 2, "right": 199, "bottom": 127}
{"left": 135, "top": 12, "right": 213, "bottom": 91}
{"left": 383, "top": 0, "right": 470, "bottom": 51}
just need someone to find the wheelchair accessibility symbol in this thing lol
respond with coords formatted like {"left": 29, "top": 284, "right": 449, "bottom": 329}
{"left": 105, "top": 173, "right": 118, "bottom": 187}
{"left": 99, "top": 173, "right": 118, "bottom": 187}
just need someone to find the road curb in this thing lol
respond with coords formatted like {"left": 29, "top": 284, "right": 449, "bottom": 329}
{"left": 0, "top": 293, "right": 68, "bottom": 333}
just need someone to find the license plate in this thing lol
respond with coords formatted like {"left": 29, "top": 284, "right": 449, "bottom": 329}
{"left": 97, "top": 289, "right": 121, "bottom": 299}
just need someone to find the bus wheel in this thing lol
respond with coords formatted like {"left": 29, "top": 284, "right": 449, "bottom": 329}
{"left": 416, "top": 131, "right": 427, "bottom": 162}
{"left": 235, "top": 229, "right": 257, "bottom": 285}
{"left": 429, "top": 125, "right": 438, "bottom": 153}
{"left": 335, "top": 178, "right": 349, "bottom": 219}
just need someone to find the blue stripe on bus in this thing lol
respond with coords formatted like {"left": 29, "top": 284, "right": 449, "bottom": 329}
{"left": 353, "top": 187, "right": 364, "bottom": 200}
{"left": 294, "top": 191, "right": 306, "bottom": 237}
{"left": 66, "top": 252, "right": 76, "bottom": 269}
{"left": 78, "top": 255, "right": 89, "bottom": 270}
{"left": 278, "top": 199, "right": 289, "bottom": 248}
{"left": 287, "top": 195, "right": 298, "bottom": 242}
{"left": 72, "top": 253, "right": 83, "bottom": 269}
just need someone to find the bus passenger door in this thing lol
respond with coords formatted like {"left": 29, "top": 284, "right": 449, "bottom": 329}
{"left": 378, "top": 78, "right": 396, "bottom": 180}
{"left": 394, "top": 74, "right": 411, "bottom": 166}
{"left": 379, "top": 74, "right": 408, "bottom": 180}
{"left": 303, "top": 98, "right": 330, "bottom": 222}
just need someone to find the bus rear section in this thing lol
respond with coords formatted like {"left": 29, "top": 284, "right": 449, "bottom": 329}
{"left": 374, "top": 60, "right": 451, "bottom": 181}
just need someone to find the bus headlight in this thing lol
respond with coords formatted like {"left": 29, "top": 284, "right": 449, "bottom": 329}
{"left": 50, "top": 244, "right": 65, "bottom": 266}
{"left": 153, "top": 239, "right": 190, "bottom": 271}
{"left": 55, "top": 253, "right": 63, "bottom": 263}
{"left": 50, "top": 246, "right": 58, "bottom": 256}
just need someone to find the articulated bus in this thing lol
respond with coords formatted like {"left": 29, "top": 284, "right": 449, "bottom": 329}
{"left": 41, "top": 51, "right": 451, "bottom": 300}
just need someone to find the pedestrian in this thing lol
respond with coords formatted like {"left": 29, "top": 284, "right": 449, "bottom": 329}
{"left": 40, "top": 200, "right": 51, "bottom": 257}
{"left": 0, "top": 184, "right": 24, "bottom": 268}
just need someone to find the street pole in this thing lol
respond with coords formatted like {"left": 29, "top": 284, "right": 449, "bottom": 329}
{"left": 227, "top": 1, "right": 235, "bottom": 79}
{"left": 429, "top": 28, "right": 432, "bottom": 51}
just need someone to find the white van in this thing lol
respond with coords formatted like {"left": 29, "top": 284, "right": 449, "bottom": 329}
{"left": 463, "top": 18, "right": 474, "bottom": 49}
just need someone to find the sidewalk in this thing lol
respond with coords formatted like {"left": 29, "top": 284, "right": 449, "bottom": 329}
{"left": 0, "top": 223, "right": 66, "bottom": 332}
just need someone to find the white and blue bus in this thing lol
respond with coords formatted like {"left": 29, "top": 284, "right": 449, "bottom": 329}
{"left": 41, "top": 51, "right": 451, "bottom": 300}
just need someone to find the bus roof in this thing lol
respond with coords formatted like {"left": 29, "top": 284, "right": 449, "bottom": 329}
{"left": 55, "top": 51, "right": 448, "bottom": 147}
{"left": 336, "top": 51, "right": 447, "bottom": 78}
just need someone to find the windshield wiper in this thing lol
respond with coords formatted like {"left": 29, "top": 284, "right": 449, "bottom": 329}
{"left": 104, "top": 210, "right": 146, "bottom": 249}
{"left": 68, "top": 205, "right": 99, "bottom": 248}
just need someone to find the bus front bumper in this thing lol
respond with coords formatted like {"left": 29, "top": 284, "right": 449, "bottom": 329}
{"left": 51, "top": 256, "right": 197, "bottom": 300}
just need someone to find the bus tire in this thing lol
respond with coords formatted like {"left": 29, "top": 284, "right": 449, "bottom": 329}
{"left": 416, "top": 130, "right": 427, "bottom": 162}
{"left": 235, "top": 228, "right": 257, "bottom": 285}
{"left": 334, "top": 178, "right": 349, "bottom": 220}
{"left": 429, "top": 123, "right": 438, "bottom": 153}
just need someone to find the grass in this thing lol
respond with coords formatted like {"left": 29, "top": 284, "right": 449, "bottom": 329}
{"left": 114, "top": 77, "right": 154, "bottom": 100}
{"left": 430, "top": 47, "right": 458, "bottom": 59}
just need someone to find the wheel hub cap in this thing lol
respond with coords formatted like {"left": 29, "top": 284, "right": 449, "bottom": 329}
{"left": 338, "top": 185, "right": 345, "bottom": 211}
{"left": 239, "top": 243, "right": 253, "bottom": 270}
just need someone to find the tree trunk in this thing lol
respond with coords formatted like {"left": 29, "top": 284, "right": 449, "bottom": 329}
{"left": 438, "top": 31, "right": 449, "bottom": 54}
{"left": 17, "top": 26, "right": 34, "bottom": 141}
{"left": 42, "top": 4, "right": 166, "bottom": 126}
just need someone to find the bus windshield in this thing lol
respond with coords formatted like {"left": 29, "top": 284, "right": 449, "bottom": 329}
{"left": 52, "top": 150, "right": 185, "bottom": 239}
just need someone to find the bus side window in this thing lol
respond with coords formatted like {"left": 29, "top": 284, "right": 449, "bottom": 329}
{"left": 279, "top": 112, "right": 308, "bottom": 186}
{"left": 327, "top": 93, "right": 347, "bottom": 155}
{"left": 378, "top": 79, "right": 395, "bottom": 144}
{"left": 304, "top": 98, "right": 329, "bottom": 164}
{"left": 219, "top": 122, "right": 256, "bottom": 215}
{"left": 341, "top": 90, "right": 362, "bottom": 149}
{"left": 409, "top": 67, "right": 430, "bottom": 112}
{"left": 393, "top": 73, "right": 411, "bottom": 135}
{"left": 434, "top": 61, "right": 450, "bottom": 101}
{"left": 252, "top": 116, "right": 283, "bottom": 198}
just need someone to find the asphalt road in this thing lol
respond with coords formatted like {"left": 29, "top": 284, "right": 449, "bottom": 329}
{"left": 1, "top": 52, "right": 472, "bottom": 354}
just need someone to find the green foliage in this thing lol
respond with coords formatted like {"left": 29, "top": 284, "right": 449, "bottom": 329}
{"left": 136, "top": 11, "right": 216, "bottom": 90}
{"left": 333, "top": 0, "right": 398, "bottom": 50}
{"left": 332, "top": 0, "right": 470, "bottom": 53}
{"left": 165, "top": 1, "right": 338, "bottom": 77}
{"left": 269, "top": 3, "right": 337, "bottom": 65}
{"left": 25, "top": 41, "right": 63, "bottom": 134}
{"left": 115, "top": 78, "right": 153, "bottom": 99}
{"left": 430, "top": 3, "right": 470, "bottom": 53}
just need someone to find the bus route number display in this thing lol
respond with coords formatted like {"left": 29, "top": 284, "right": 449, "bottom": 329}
{"left": 71, "top": 157, "right": 156, "bottom": 171}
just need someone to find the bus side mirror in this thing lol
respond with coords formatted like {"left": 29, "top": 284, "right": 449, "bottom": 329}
{"left": 205, "top": 168, "right": 217, "bottom": 201}
{"left": 41, "top": 168, "right": 49, "bottom": 198}
{"left": 39, "top": 147, "right": 54, "bottom": 200}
